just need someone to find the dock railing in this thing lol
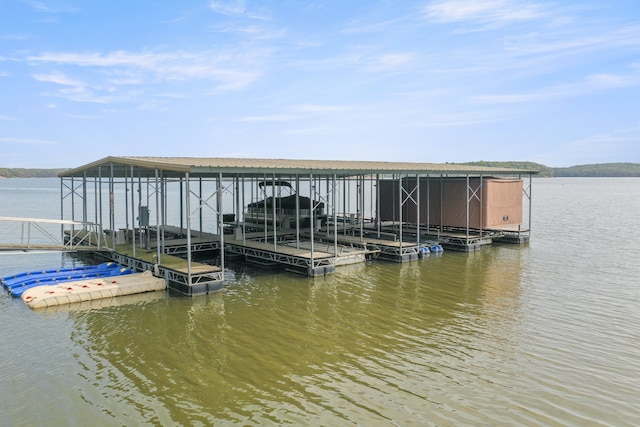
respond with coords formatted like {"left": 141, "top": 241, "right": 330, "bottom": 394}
{"left": 0, "top": 216, "right": 108, "bottom": 251}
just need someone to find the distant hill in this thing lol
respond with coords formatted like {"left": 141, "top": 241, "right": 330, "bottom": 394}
{"left": 460, "top": 161, "right": 555, "bottom": 176}
{"left": 552, "top": 163, "right": 640, "bottom": 177}
{"left": 0, "top": 168, "right": 67, "bottom": 178}
{"left": 460, "top": 161, "right": 640, "bottom": 177}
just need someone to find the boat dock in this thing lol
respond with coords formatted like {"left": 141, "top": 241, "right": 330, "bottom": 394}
{"left": 3, "top": 157, "right": 534, "bottom": 295}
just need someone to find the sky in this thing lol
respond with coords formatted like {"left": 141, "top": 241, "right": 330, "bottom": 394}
{"left": 1, "top": 0, "right": 639, "bottom": 168}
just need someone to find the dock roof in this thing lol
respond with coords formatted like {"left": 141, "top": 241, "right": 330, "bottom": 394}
{"left": 59, "top": 156, "right": 538, "bottom": 178}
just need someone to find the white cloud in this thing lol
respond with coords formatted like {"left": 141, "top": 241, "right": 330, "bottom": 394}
{"left": 472, "top": 67, "right": 640, "bottom": 104}
{"left": 290, "top": 104, "right": 353, "bottom": 114}
{"left": 24, "top": 49, "right": 265, "bottom": 101}
{"left": 504, "top": 24, "right": 640, "bottom": 56}
{"left": 0, "top": 137, "right": 57, "bottom": 145}
{"left": 0, "top": 115, "right": 19, "bottom": 121}
{"left": 425, "top": 0, "right": 543, "bottom": 24}
{"left": 237, "top": 114, "right": 301, "bottom": 123}
{"left": 209, "top": 0, "right": 246, "bottom": 16}
{"left": 238, "top": 104, "right": 353, "bottom": 122}
{"left": 31, "top": 71, "right": 86, "bottom": 87}
{"left": 24, "top": 0, "right": 78, "bottom": 13}
{"left": 0, "top": 33, "right": 34, "bottom": 40}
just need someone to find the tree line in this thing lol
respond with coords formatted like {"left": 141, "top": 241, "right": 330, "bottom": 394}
{"left": 461, "top": 162, "right": 640, "bottom": 177}
{"left": 0, "top": 168, "right": 67, "bottom": 178}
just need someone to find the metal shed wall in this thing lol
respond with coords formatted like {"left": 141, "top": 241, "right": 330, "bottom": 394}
{"left": 379, "top": 177, "right": 523, "bottom": 229}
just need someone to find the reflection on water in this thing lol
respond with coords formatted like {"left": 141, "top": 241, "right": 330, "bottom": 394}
{"left": 1, "top": 178, "right": 640, "bottom": 425}
{"left": 61, "top": 249, "right": 527, "bottom": 425}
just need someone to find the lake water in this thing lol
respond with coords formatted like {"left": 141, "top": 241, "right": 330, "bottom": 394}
{"left": 1, "top": 177, "right": 639, "bottom": 426}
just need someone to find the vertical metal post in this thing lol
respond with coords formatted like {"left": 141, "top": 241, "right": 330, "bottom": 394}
{"left": 479, "top": 175, "right": 484, "bottom": 238}
{"left": 309, "top": 173, "right": 314, "bottom": 270}
{"left": 93, "top": 173, "right": 98, "bottom": 227}
{"left": 161, "top": 172, "right": 166, "bottom": 256}
{"left": 130, "top": 166, "right": 136, "bottom": 258}
{"left": 426, "top": 175, "right": 430, "bottom": 235}
{"left": 199, "top": 177, "right": 203, "bottom": 236}
{"left": 416, "top": 174, "right": 421, "bottom": 248}
{"left": 218, "top": 172, "right": 225, "bottom": 275}
{"left": 272, "top": 173, "right": 277, "bottom": 251}
{"left": 59, "top": 178, "right": 64, "bottom": 243}
{"left": 529, "top": 174, "right": 532, "bottom": 234}
{"left": 359, "top": 175, "right": 364, "bottom": 240}
{"left": 138, "top": 174, "right": 142, "bottom": 247}
{"left": 439, "top": 175, "right": 443, "bottom": 240}
{"left": 466, "top": 174, "right": 470, "bottom": 241}
{"left": 295, "top": 174, "right": 300, "bottom": 249}
{"left": 185, "top": 173, "right": 192, "bottom": 284}
{"left": 71, "top": 176, "right": 75, "bottom": 222}
{"left": 110, "top": 163, "right": 115, "bottom": 250}
{"left": 398, "top": 174, "right": 403, "bottom": 250}
{"left": 242, "top": 174, "right": 248, "bottom": 246}
{"left": 376, "top": 174, "right": 381, "bottom": 238}
{"left": 342, "top": 176, "right": 347, "bottom": 236}
{"left": 263, "top": 173, "right": 268, "bottom": 242}
{"left": 82, "top": 172, "right": 87, "bottom": 225}
{"left": 235, "top": 175, "right": 241, "bottom": 228}
{"left": 242, "top": 174, "right": 246, "bottom": 245}
{"left": 336, "top": 173, "right": 338, "bottom": 263}
{"left": 155, "top": 169, "right": 161, "bottom": 265}
{"left": 97, "top": 168, "right": 103, "bottom": 249}
{"left": 125, "top": 168, "right": 129, "bottom": 237}
{"left": 179, "top": 178, "right": 184, "bottom": 235}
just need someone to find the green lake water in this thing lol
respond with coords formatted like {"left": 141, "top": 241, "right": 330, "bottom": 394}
{"left": 1, "top": 178, "right": 639, "bottom": 426}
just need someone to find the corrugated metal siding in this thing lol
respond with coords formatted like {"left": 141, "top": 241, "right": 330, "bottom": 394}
{"left": 59, "top": 156, "right": 538, "bottom": 177}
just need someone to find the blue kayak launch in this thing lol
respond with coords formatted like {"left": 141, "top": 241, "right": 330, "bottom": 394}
{"left": 2, "top": 262, "right": 133, "bottom": 297}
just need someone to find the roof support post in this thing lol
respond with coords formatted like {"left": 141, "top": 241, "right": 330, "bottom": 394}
{"left": 528, "top": 173, "right": 532, "bottom": 235}
{"left": 336, "top": 173, "right": 346, "bottom": 263}
{"left": 185, "top": 172, "right": 192, "bottom": 285}
{"left": 466, "top": 174, "right": 470, "bottom": 241}
{"left": 309, "top": 172, "right": 314, "bottom": 268}
{"left": 82, "top": 172, "right": 87, "bottom": 225}
{"left": 398, "top": 174, "right": 403, "bottom": 250}
{"left": 218, "top": 172, "right": 225, "bottom": 276}
{"left": 130, "top": 165, "right": 136, "bottom": 258}
{"left": 426, "top": 174, "right": 430, "bottom": 235}
{"left": 416, "top": 173, "right": 421, "bottom": 248}
{"left": 263, "top": 173, "right": 268, "bottom": 242}
{"left": 480, "top": 175, "right": 484, "bottom": 238}
{"left": 241, "top": 174, "right": 246, "bottom": 245}
{"left": 179, "top": 178, "right": 184, "bottom": 236}
{"left": 295, "top": 174, "right": 300, "bottom": 249}
{"left": 155, "top": 169, "right": 161, "bottom": 265}
{"left": 199, "top": 177, "right": 203, "bottom": 237}
{"left": 59, "top": 177, "right": 64, "bottom": 244}
{"left": 359, "top": 175, "right": 364, "bottom": 241}
{"left": 376, "top": 174, "right": 380, "bottom": 238}
{"left": 342, "top": 176, "right": 347, "bottom": 236}
{"left": 160, "top": 172, "right": 166, "bottom": 256}
{"left": 110, "top": 162, "right": 115, "bottom": 251}
{"left": 272, "top": 173, "right": 277, "bottom": 252}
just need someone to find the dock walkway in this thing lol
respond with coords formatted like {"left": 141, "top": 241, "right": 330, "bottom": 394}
{"left": 305, "top": 231, "right": 420, "bottom": 262}
{"left": 224, "top": 238, "right": 337, "bottom": 276}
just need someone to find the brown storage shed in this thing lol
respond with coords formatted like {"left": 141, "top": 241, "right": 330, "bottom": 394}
{"left": 379, "top": 177, "right": 523, "bottom": 229}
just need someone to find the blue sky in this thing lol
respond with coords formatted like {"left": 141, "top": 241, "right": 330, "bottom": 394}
{"left": 1, "top": 0, "right": 639, "bottom": 168}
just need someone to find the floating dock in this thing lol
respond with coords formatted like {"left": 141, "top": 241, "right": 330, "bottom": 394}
{"left": 43, "top": 157, "right": 536, "bottom": 294}
{"left": 21, "top": 271, "right": 166, "bottom": 309}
